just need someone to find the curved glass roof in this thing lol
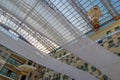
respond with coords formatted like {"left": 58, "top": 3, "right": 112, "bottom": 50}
{"left": 0, "top": 0, "right": 120, "bottom": 54}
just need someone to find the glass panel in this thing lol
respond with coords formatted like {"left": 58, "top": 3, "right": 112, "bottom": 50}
{"left": 45, "top": 0, "right": 91, "bottom": 34}
{"left": 2, "top": 53, "right": 9, "bottom": 59}
{"left": 9, "top": 72, "right": 17, "bottom": 79}
{"left": 8, "top": 57, "right": 22, "bottom": 66}
{"left": 0, "top": 67, "right": 8, "bottom": 75}
{"left": 8, "top": 57, "right": 15, "bottom": 65}
{"left": 0, "top": 8, "right": 59, "bottom": 54}
{"left": 76, "top": 0, "right": 113, "bottom": 26}
{"left": 111, "top": 0, "right": 120, "bottom": 14}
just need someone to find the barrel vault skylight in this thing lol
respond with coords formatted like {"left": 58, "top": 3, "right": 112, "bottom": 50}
{"left": 0, "top": 0, "right": 120, "bottom": 54}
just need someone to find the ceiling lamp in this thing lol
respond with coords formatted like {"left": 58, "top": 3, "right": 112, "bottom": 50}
{"left": 88, "top": 5, "right": 102, "bottom": 30}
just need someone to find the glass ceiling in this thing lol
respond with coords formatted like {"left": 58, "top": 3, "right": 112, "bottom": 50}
{"left": 0, "top": 0, "right": 120, "bottom": 54}
{"left": 0, "top": 8, "right": 59, "bottom": 54}
{"left": 45, "top": 0, "right": 92, "bottom": 33}
{"left": 45, "top": 0, "right": 119, "bottom": 28}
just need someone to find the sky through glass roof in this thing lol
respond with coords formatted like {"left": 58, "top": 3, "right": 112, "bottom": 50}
{"left": 0, "top": 0, "right": 120, "bottom": 54}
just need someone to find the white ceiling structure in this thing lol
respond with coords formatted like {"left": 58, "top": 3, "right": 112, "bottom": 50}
{"left": 0, "top": 0, "right": 120, "bottom": 80}
{"left": 0, "top": 29, "right": 97, "bottom": 80}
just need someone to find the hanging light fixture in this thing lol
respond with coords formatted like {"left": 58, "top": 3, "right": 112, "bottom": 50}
{"left": 88, "top": 5, "right": 102, "bottom": 30}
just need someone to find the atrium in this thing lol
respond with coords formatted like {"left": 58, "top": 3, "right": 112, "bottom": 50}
{"left": 0, "top": 0, "right": 120, "bottom": 80}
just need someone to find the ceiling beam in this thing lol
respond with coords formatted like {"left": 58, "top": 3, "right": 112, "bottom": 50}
{"left": 0, "top": 30, "right": 98, "bottom": 80}
{"left": 100, "top": 0, "right": 118, "bottom": 18}
{"left": 68, "top": 0, "right": 93, "bottom": 29}
{"left": 40, "top": 0, "right": 81, "bottom": 38}
{"left": 0, "top": 0, "right": 61, "bottom": 51}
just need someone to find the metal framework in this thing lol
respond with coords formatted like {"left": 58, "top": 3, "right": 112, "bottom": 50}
{"left": 40, "top": 1, "right": 80, "bottom": 38}
{"left": 0, "top": 0, "right": 119, "bottom": 62}
{"left": 0, "top": 0, "right": 120, "bottom": 79}
{"left": 100, "top": 0, "right": 118, "bottom": 17}
{"left": 68, "top": 0, "right": 93, "bottom": 29}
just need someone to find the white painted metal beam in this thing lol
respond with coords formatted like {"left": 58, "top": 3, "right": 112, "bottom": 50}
{"left": 62, "top": 36, "right": 120, "bottom": 79}
{"left": 62, "top": 36, "right": 120, "bottom": 68}
{"left": 0, "top": 30, "right": 97, "bottom": 80}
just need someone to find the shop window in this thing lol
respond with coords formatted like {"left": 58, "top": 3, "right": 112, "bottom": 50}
{"left": 102, "top": 75, "right": 109, "bottom": 80}
{"left": 8, "top": 57, "right": 22, "bottom": 66}
{"left": 8, "top": 58, "right": 15, "bottom": 64}
{"left": 0, "top": 67, "right": 17, "bottom": 79}
{"left": 118, "top": 37, "right": 120, "bottom": 42}
{"left": 118, "top": 37, "right": 120, "bottom": 44}
{"left": 106, "top": 30, "right": 112, "bottom": 40}
{"left": 108, "top": 40, "right": 113, "bottom": 44}
{"left": 9, "top": 72, "right": 16, "bottom": 79}
{"left": 28, "top": 60, "right": 33, "bottom": 65}
{"left": 6, "top": 70, "right": 17, "bottom": 79}
{"left": 108, "top": 40, "right": 115, "bottom": 48}
{"left": 115, "top": 26, "right": 120, "bottom": 31}
{"left": 91, "top": 66, "right": 96, "bottom": 72}
{"left": 0, "top": 67, "right": 8, "bottom": 75}
{"left": 15, "top": 61, "right": 22, "bottom": 66}
{"left": 6, "top": 70, "right": 12, "bottom": 77}
{"left": 106, "top": 30, "right": 112, "bottom": 35}
{"left": 0, "top": 51, "right": 9, "bottom": 59}
{"left": 2, "top": 53, "right": 9, "bottom": 59}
